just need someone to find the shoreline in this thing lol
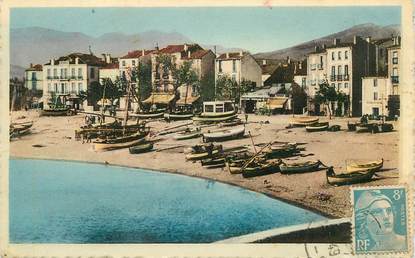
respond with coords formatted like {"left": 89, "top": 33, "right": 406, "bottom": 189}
{"left": 10, "top": 155, "right": 335, "bottom": 218}
{"left": 10, "top": 110, "right": 400, "bottom": 218}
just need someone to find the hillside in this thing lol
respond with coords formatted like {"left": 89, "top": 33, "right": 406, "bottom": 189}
{"left": 254, "top": 23, "right": 400, "bottom": 60}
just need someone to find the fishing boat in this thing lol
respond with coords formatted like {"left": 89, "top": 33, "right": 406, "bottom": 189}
{"left": 192, "top": 101, "right": 237, "bottom": 123}
{"left": 201, "top": 158, "right": 226, "bottom": 168}
{"left": 93, "top": 131, "right": 149, "bottom": 152}
{"left": 290, "top": 116, "right": 319, "bottom": 127}
{"left": 185, "top": 144, "right": 223, "bottom": 161}
{"left": 164, "top": 112, "right": 194, "bottom": 121}
{"left": 264, "top": 142, "right": 298, "bottom": 158}
{"left": 326, "top": 167, "right": 376, "bottom": 186}
{"left": 203, "top": 126, "right": 245, "bottom": 142}
{"left": 131, "top": 110, "right": 165, "bottom": 119}
{"left": 219, "top": 118, "right": 242, "bottom": 127}
{"left": 129, "top": 142, "right": 154, "bottom": 154}
{"left": 305, "top": 122, "right": 329, "bottom": 132}
{"left": 279, "top": 160, "right": 321, "bottom": 174}
{"left": 173, "top": 127, "right": 201, "bottom": 140}
{"left": 241, "top": 159, "right": 281, "bottom": 178}
{"left": 346, "top": 159, "right": 383, "bottom": 173}
{"left": 40, "top": 107, "right": 71, "bottom": 116}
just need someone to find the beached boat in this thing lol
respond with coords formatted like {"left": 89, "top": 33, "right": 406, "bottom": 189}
{"left": 291, "top": 116, "right": 319, "bottom": 127}
{"left": 10, "top": 121, "right": 33, "bottom": 139}
{"left": 131, "top": 111, "right": 164, "bottom": 119}
{"left": 173, "top": 128, "right": 201, "bottom": 140}
{"left": 279, "top": 160, "right": 321, "bottom": 174}
{"left": 201, "top": 158, "right": 226, "bottom": 168}
{"left": 265, "top": 142, "right": 298, "bottom": 158}
{"left": 40, "top": 107, "right": 71, "bottom": 116}
{"left": 192, "top": 101, "right": 237, "bottom": 123}
{"left": 305, "top": 122, "right": 329, "bottom": 132}
{"left": 203, "top": 126, "right": 245, "bottom": 142}
{"left": 241, "top": 159, "right": 281, "bottom": 178}
{"left": 164, "top": 112, "right": 194, "bottom": 121}
{"left": 219, "top": 118, "right": 242, "bottom": 127}
{"left": 326, "top": 167, "right": 376, "bottom": 186}
{"left": 346, "top": 159, "right": 383, "bottom": 173}
{"left": 185, "top": 144, "right": 223, "bottom": 161}
{"left": 129, "top": 142, "right": 154, "bottom": 154}
{"left": 93, "top": 130, "right": 149, "bottom": 152}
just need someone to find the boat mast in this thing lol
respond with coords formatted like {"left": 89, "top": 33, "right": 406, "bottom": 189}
{"left": 122, "top": 72, "right": 132, "bottom": 135}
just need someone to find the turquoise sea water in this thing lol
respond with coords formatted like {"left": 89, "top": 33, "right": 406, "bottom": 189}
{"left": 10, "top": 158, "right": 325, "bottom": 243}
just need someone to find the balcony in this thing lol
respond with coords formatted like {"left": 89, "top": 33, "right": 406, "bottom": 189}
{"left": 60, "top": 76, "right": 69, "bottom": 80}
{"left": 391, "top": 76, "right": 399, "bottom": 84}
{"left": 77, "top": 76, "right": 83, "bottom": 80}
{"left": 53, "top": 76, "right": 59, "bottom": 79}
{"left": 70, "top": 75, "right": 77, "bottom": 80}
{"left": 392, "top": 57, "right": 398, "bottom": 64}
{"left": 330, "top": 75, "right": 336, "bottom": 81}
{"left": 337, "top": 75, "right": 343, "bottom": 81}
{"left": 47, "top": 76, "right": 53, "bottom": 80}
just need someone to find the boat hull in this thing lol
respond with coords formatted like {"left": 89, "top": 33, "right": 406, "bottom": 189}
{"left": 291, "top": 117, "right": 319, "bottom": 127}
{"left": 94, "top": 137, "right": 146, "bottom": 152}
{"left": 174, "top": 130, "right": 201, "bottom": 140}
{"left": 305, "top": 123, "right": 329, "bottom": 132}
{"left": 346, "top": 159, "right": 383, "bottom": 173}
{"left": 203, "top": 126, "right": 245, "bottom": 142}
{"left": 129, "top": 143, "right": 154, "bottom": 154}
{"left": 164, "top": 113, "right": 194, "bottom": 121}
{"left": 185, "top": 149, "right": 221, "bottom": 161}
{"left": 242, "top": 163, "right": 280, "bottom": 178}
{"left": 326, "top": 169, "right": 375, "bottom": 186}
{"left": 280, "top": 161, "right": 321, "bottom": 174}
{"left": 192, "top": 114, "right": 238, "bottom": 123}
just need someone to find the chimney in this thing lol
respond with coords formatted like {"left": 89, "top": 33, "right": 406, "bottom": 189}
{"left": 299, "top": 62, "right": 302, "bottom": 70}
{"left": 353, "top": 36, "right": 361, "bottom": 45}
{"left": 226, "top": 53, "right": 229, "bottom": 58}
{"left": 30, "top": 63, "right": 33, "bottom": 68}
{"left": 239, "top": 51, "right": 243, "bottom": 56}
{"left": 75, "top": 57, "right": 79, "bottom": 65}
{"left": 315, "top": 46, "right": 319, "bottom": 52}
{"left": 287, "top": 56, "right": 291, "bottom": 64}
{"left": 155, "top": 43, "right": 159, "bottom": 51}
{"left": 365, "top": 36, "right": 371, "bottom": 43}
{"left": 188, "top": 51, "right": 191, "bottom": 58}
{"left": 262, "top": 59, "right": 267, "bottom": 65}
{"left": 184, "top": 44, "right": 188, "bottom": 52}
{"left": 322, "top": 44, "right": 326, "bottom": 49}
{"left": 333, "top": 38, "right": 340, "bottom": 46}
{"left": 142, "top": 49, "right": 145, "bottom": 56}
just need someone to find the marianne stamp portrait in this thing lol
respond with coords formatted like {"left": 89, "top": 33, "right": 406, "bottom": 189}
{"left": 1, "top": 0, "right": 414, "bottom": 257}
{"left": 352, "top": 186, "right": 409, "bottom": 254}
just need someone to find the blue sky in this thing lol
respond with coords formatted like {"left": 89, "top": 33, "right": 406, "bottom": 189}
{"left": 11, "top": 7, "right": 400, "bottom": 52}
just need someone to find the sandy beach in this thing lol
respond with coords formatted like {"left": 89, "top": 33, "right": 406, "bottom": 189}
{"left": 10, "top": 110, "right": 399, "bottom": 218}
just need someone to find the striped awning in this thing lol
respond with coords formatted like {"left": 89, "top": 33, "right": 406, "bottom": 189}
{"left": 143, "top": 93, "right": 175, "bottom": 104}
{"left": 267, "top": 97, "right": 288, "bottom": 109}
{"left": 176, "top": 95, "right": 200, "bottom": 105}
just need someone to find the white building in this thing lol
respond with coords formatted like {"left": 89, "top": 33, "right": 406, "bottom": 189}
{"left": 215, "top": 51, "right": 262, "bottom": 88}
{"left": 24, "top": 64, "right": 43, "bottom": 91}
{"left": 43, "top": 53, "right": 106, "bottom": 109}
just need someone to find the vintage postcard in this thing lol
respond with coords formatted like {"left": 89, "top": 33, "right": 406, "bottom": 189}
{"left": 0, "top": 0, "right": 413, "bottom": 257}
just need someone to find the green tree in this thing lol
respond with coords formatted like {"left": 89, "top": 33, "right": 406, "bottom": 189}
{"left": 199, "top": 72, "right": 215, "bottom": 102}
{"left": 215, "top": 75, "right": 253, "bottom": 103}
{"left": 87, "top": 81, "right": 103, "bottom": 107}
{"left": 314, "top": 81, "right": 338, "bottom": 119}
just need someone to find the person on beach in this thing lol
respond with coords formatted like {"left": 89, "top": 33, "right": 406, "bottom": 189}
{"left": 355, "top": 190, "right": 406, "bottom": 251}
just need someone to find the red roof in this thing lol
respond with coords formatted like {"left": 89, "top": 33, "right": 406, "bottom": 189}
{"left": 100, "top": 63, "right": 119, "bottom": 69}
{"left": 182, "top": 49, "right": 211, "bottom": 60}
{"left": 121, "top": 50, "right": 154, "bottom": 59}
{"left": 158, "top": 44, "right": 202, "bottom": 54}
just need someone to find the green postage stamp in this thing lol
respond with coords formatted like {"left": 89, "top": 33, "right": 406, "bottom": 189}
{"left": 352, "top": 186, "right": 410, "bottom": 254}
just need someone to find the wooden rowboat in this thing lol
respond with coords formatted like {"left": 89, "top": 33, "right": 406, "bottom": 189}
{"left": 129, "top": 143, "right": 154, "bottom": 154}
{"left": 326, "top": 167, "right": 376, "bottom": 186}
{"left": 173, "top": 128, "right": 201, "bottom": 140}
{"left": 203, "top": 126, "right": 245, "bottom": 142}
{"left": 346, "top": 159, "right": 383, "bottom": 173}
{"left": 192, "top": 114, "right": 238, "bottom": 123}
{"left": 265, "top": 143, "right": 298, "bottom": 158}
{"left": 164, "top": 112, "right": 194, "bottom": 121}
{"left": 305, "top": 122, "right": 329, "bottom": 132}
{"left": 291, "top": 117, "right": 319, "bottom": 127}
{"left": 40, "top": 108, "right": 70, "bottom": 116}
{"left": 280, "top": 160, "right": 321, "bottom": 174}
{"left": 185, "top": 149, "right": 221, "bottom": 161}
{"left": 242, "top": 159, "right": 281, "bottom": 178}
{"left": 93, "top": 131, "right": 148, "bottom": 152}
{"left": 201, "top": 158, "right": 226, "bottom": 168}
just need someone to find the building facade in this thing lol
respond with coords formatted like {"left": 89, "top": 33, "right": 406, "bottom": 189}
{"left": 119, "top": 50, "right": 153, "bottom": 79}
{"left": 24, "top": 64, "right": 43, "bottom": 92}
{"left": 215, "top": 51, "right": 262, "bottom": 88}
{"left": 361, "top": 36, "right": 401, "bottom": 118}
{"left": 42, "top": 53, "right": 107, "bottom": 109}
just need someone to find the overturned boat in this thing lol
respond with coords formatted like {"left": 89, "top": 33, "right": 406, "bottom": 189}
{"left": 203, "top": 126, "right": 245, "bottom": 142}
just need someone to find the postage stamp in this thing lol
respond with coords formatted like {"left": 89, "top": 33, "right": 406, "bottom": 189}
{"left": 352, "top": 186, "right": 410, "bottom": 254}
{"left": 0, "top": 0, "right": 414, "bottom": 257}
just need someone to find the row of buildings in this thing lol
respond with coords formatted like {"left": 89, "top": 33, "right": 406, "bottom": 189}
{"left": 24, "top": 35, "right": 401, "bottom": 117}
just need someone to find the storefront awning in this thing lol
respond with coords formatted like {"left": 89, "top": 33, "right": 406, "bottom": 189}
{"left": 267, "top": 97, "right": 288, "bottom": 109}
{"left": 143, "top": 93, "right": 175, "bottom": 104}
{"left": 176, "top": 95, "right": 200, "bottom": 105}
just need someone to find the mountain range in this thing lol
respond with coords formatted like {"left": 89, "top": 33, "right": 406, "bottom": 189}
{"left": 10, "top": 23, "right": 400, "bottom": 79}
